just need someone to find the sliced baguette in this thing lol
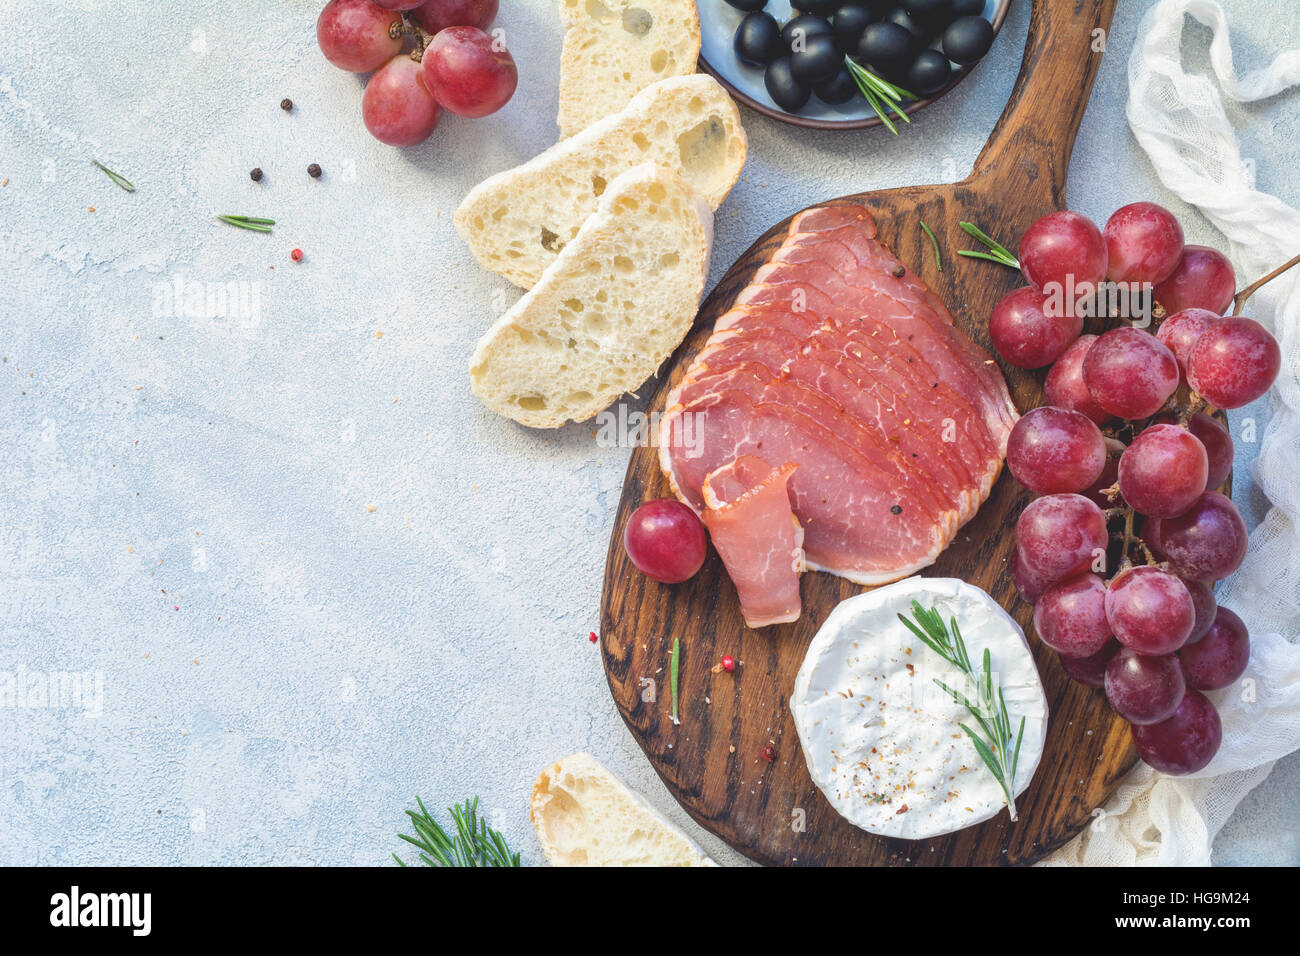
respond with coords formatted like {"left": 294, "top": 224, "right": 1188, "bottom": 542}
{"left": 455, "top": 74, "right": 744, "bottom": 290}
{"left": 530, "top": 752, "right": 715, "bottom": 866}
{"left": 469, "top": 162, "right": 712, "bottom": 428}
{"left": 557, "top": 0, "right": 702, "bottom": 138}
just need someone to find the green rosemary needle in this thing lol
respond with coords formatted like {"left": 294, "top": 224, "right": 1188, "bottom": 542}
{"left": 898, "top": 601, "right": 1026, "bottom": 821}
{"left": 957, "top": 220, "right": 1020, "bottom": 268}
{"left": 216, "top": 214, "right": 275, "bottom": 233}
{"left": 669, "top": 636, "right": 681, "bottom": 725}
{"left": 91, "top": 159, "right": 135, "bottom": 192}
{"left": 920, "top": 220, "right": 942, "bottom": 272}
{"left": 844, "top": 58, "right": 916, "bottom": 135}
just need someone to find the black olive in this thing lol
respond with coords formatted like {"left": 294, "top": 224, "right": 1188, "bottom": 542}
{"left": 857, "top": 21, "right": 914, "bottom": 75}
{"left": 735, "top": 11, "right": 785, "bottom": 66}
{"left": 942, "top": 15, "right": 993, "bottom": 65}
{"left": 723, "top": 0, "right": 770, "bottom": 12}
{"left": 794, "top": 0, "right": 839, "bottom": 15}
{"left": 903, "top": 0, "right": 951, "bottom": 15}
{"left": 781, "top": 13, "right": 834, "bottom": 53}
{"left": 903, "top": 0, "right": 958, "bottom": 34}
{"left": 832, "top": 4, "right": 876, "bottom": 52}
{"left": 791, "top": 34, "right": 843, "bottom": 84}
{"left": 906, "top": 48, "right": 952, "bottom": 96}
{"left": 883, "top": 7, "right": 930, "bottom": 44}
{"left": 814, "top": 68, "right": 860, "bottom": 104}
{"left": 950, "top": 0, "right": 984, "bottom": 16}
{"left": 765, "top": 55, "right": 812, "bottom": 111}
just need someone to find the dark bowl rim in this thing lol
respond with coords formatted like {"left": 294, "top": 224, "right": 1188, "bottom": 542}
{"left": 698, "top": 0, "right": 1013, "bottom": 131}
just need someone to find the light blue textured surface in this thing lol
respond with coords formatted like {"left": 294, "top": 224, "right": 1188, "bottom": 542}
{"left": 0, "top": 0, "right": 1295, "bottom": 866}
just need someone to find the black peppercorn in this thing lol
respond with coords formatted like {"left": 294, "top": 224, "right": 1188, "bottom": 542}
{"left": 890, "top": 504, "right": 903, "bottom": 514}
{"left": 307, "top": 163, "right": 322, "bottom": 178}
{"left": 250, "top": 167, "right": 263, "bottom": 182}
{"left": 280, "top": 98, "right": 293, "bottom": 111}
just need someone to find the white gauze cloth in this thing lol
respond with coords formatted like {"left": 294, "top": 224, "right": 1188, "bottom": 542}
{"left": 1045, "top": 0, "right": 1300, "bottom": 866}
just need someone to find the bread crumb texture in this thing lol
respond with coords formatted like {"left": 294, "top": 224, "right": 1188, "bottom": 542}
{"left": 530, "top": 752, "right": 714, "bottom": 866}
{"left": 455, "top": 75, "right": 745, "bottom": 290}
{"left": 468, "top": 162, "right": 713, "bottom": 428}
{"left": 557, "top": 0, "right": 702, "bottom": 138}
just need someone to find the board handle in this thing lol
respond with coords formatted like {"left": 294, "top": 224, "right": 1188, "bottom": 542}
{"left": 968, "top": 0, "right": 1119, "bottom": 203}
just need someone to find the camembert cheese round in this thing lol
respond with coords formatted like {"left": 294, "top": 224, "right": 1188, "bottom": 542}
{"left": 792, "top": 577, "right": 1048, "bottom": 840}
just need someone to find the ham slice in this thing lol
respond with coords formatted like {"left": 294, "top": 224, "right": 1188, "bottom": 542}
{"left": 660, "top": 204, "right": 1017, "bottom": 600}
{"left": 702, "top": 457, "right": 804, "bottom": 628}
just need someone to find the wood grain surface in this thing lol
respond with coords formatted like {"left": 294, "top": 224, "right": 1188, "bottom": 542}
{"left": 600, "top": 0, "right": 1126, "bottom": 866}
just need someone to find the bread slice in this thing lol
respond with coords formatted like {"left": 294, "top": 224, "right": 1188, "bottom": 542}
{"left": 530, "top": 752, "right": 715, "bottom": 866}
{"left": 557, "top": 0, "right": 702, "bottom": 138}
{"left": 469, "top": 163, "right": 712, "bottom": 428}
{"left": 455, "top": 74, "right": 744, "bottom": 290}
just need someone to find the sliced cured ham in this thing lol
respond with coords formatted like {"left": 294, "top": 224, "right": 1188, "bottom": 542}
{"left": 660, "top": 204, "right": 1017, "bottom": 598}
{"left": 701, "top": 457, "right": 804, "bottom": 628}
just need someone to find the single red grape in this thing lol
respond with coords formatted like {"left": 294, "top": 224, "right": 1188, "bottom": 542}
{"left": 1179, "top": 606, "right": 1249, "bottom": 690}
{"left": 1059, "top": 638, "right": 1120, "bottom": 688}
{"left": 317, "top": 0, "right": 404, "bottom": 73}
{"left": 1118, "top": 423, "right": 1208, "bottom": 518}
{"left": 422, "top": 25, "right": 517, "bottom": 118}
{"left": 1006, "top": 405, "right": 1106, "bottom": 495}
{"left": 1034, "top": 573, "right": 1114, "bottom": 657}
{"left": 1015, "top": 493, "right": 1108, "bottom": 584}
{"left": 362, "top": 54, "right": 442, "bottom": 146}
{"left": 413, "top": 0, "right": 498, "bottom": 33}
{"left": 1044, "top": 334, "right": 1112, "bottom": 425}
{"left": 1156, "top": 308, "right": 1218, "bottom": 380}
{"left": 1105, "top": 647, "right": 1186, "bottom": 725}
{"left": 1187, "top": 413, "right": 1233, "bottom": 490}
{"left": 1131, "top": 689, "right": 1221, "bottom": 775}
{"left": 1158, "top": 491, "right": 1248, "bottom": 582}
{"left": 624, "top": 499, "right": 708, "bottom": 583}
{"left": 988, "top": 286, "right": 1082, "bottom": 368}
{"left": 1105, "top": 565, "right": 1195, "bottom": 654}
{"left": 1187, "top": 316, "right": 1281, "bottom": 409}
{"left": 1017, "top": 210, "right": 1108, "bottom": 296}
{"left": 1181, "top": 576, "right": 1217, "bottom": 644}
{"left": 1103, "top": 201, "right": 1185, "bottom": 286}
{"left": 1152, "top": 245, "right": 1235, "bottom": 315}
{"left": 1082, "top": 326, "right": 1180, "bottom": 420}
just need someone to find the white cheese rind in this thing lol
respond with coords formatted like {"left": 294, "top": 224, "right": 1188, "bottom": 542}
{"left": 791, "top": 577, "right": 1048, "bottom": 840}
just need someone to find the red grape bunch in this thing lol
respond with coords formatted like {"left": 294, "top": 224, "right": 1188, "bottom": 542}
{"left": 316, "top": 0, "right": 516, "bottom": 147}
{"left": 989, "top": 200, "right": 1289, "bottom": 777}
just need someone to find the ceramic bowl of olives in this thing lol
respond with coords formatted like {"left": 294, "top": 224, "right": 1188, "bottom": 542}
{"left": 698, "top": 0, "right": 1010, "bottom": 129}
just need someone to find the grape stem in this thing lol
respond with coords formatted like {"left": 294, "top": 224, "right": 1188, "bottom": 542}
{"left": 1118, "top": 505, "right": 1137, "bottom": 574}
{"left": 402, "top": 12, "right": 427, "bottom": 61}
{"left": 1232, "top": 251, "right": 1300, "bottom": 316}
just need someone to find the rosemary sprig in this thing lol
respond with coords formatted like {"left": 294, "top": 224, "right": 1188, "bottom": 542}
{"left": 216, "top": 214, "right": 275, "bottom": 233}
{"left": 920, "top": 220, "right": 942, "bottom": 272}
{"left": 91, "top": 159, "right": 135, "bottom": 192}
{"left": 844, "top": 58, "right": 915, "bottom": 135}
{"left": 393, "top": 796, "right": 520, "bottom": 867}
{"left": 669, "top": 636, "right": 681, "bottom": 725}
{"left": 956, "top": 220, "right": 1019, "bottom": 268}
{"left": 898, "top": 601, "right": 1027, "bottom": 821}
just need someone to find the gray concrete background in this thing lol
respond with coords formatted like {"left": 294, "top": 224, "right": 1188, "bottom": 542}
{"left": 0, "top": 0, "right": 1295, "bottom": 865}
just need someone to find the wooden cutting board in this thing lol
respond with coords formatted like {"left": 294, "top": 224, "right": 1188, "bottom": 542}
{"left": 600, "top": 0, "right": 1123, "bottom": 866}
